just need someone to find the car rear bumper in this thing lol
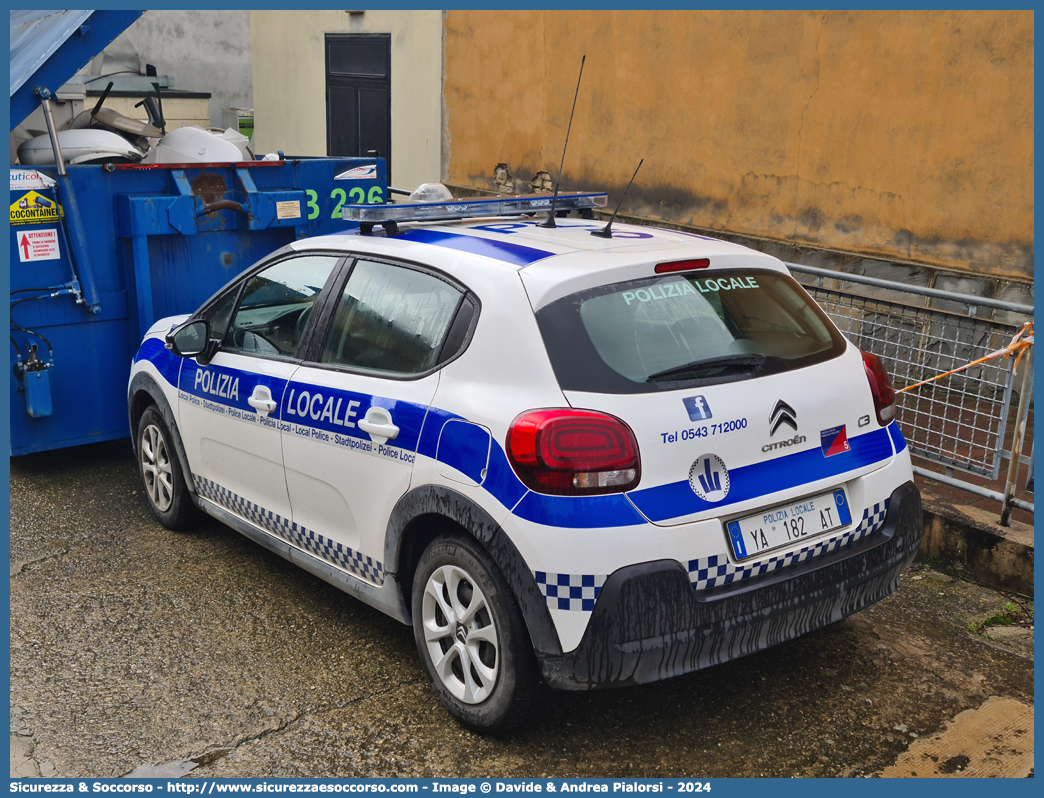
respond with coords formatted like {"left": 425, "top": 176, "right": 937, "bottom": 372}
{"left": 538, "top": 480, "right": 921, "bottom": 690}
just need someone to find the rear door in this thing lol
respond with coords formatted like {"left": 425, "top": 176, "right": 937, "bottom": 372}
{"left": 279, "top": 256, "right": 467, "bottom": 584}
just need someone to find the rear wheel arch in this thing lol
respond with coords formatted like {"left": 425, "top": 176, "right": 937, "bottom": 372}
{"left": 385, "top": 485, "right": 563, "bottom": 658}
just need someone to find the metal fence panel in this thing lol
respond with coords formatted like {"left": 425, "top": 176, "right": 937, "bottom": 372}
{"left": 801, "top": 286, "right": 1018, "bottom": 479}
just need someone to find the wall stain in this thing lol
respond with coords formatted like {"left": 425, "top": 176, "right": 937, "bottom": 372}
{"left": 443, "top": 10, "right": 1032, "bottom": 280}
{"left": 834, "top": 215, "right": 863, "bottom": 235}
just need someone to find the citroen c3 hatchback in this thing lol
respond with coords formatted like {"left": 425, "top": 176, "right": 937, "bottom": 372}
{"left": 128, "top": 193, "right": 922, "bottom": 732}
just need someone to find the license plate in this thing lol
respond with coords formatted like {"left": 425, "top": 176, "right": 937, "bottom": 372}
{"left": 725, "top": 488, "right": 852, "bottom": 561}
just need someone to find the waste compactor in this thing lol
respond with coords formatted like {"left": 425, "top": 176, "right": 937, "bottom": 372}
{"left": 9, "top": 157, "right": 389, "bottom": 455}
{"left": 9, "top": 10, "right": 391, "bottom": 456}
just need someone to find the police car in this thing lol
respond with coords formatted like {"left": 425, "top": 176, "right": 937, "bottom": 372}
{"left": 128, "top": 191, "right": 922, "bottom": 733}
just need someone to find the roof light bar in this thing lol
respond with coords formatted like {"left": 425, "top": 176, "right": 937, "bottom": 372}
{"left": 341, "top": 192, "right": 608, "bottom": 224}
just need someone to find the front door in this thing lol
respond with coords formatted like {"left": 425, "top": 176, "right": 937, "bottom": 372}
{"left": 178, "top": 254, "right": 342, "bottom": 533}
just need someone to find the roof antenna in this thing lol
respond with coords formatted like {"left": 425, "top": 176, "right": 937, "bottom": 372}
{"left": 538, "top": 55, "right": 586, "bottom": 229}
{"left": 591, "top": 159, "right": 643, "bottom": 239}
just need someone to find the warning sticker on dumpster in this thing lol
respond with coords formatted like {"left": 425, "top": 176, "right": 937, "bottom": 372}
{"left": 16, "top": 228, "right": 60, "bottom": 262}
{"left": 10, "top": 191, "right": 63, "bottom": 225}
{"left": 276, "top": 200, "right": 301, "bottom": 220}
{"left": 335, "top": 164, "right": 377, "bottom": 180}
{"left": 10, "top": 169, "right": 56, "bottom": 191}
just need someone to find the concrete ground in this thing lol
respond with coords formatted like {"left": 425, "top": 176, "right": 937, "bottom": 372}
{"left": 9, "top": 442, "right": 1034, "bottom": 779}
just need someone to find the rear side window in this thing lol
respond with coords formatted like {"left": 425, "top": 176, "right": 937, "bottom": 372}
{"left": 536, "top": 269, "right": 846, "bottom": 394}
{"left": 320, "top": 259, "right": 463, "bottom": 375}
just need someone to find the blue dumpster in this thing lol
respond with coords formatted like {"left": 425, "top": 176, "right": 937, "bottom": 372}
{"left": 9, "top": 157, "right": 388, "bottom": 454}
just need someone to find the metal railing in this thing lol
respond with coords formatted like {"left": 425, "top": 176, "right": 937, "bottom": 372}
{"left": 788, "top": 263, "right": 1033, "bottom": 523}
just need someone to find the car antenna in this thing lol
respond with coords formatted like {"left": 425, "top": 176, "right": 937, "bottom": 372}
{"left": 538, "top": 55, "right": 585, "bottom": 229}
{"left": 591, "top": 159, "right": 643, "bottom": 239}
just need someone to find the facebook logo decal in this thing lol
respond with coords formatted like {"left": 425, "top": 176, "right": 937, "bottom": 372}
{"left": 683, "top": 395, "right": 713, "bottom": 421}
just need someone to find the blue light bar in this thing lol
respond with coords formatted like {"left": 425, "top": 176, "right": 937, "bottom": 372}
{"left": 342, "top": 191, "right": 608, "bottom": 223}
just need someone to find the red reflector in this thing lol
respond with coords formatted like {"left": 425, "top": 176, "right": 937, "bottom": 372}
{"left": 507, "top": 409, "right": 641, "bottom": 495}
{"left": 655, "top": 258, "right": 710, "bottom": 274}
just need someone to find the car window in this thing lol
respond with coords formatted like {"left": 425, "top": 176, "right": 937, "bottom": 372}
{"left": 536, "top": 268, "right": 847, "bottom": 393}
{"left": 224, "top": 255, "right": 339, "bottom": 358}
{"left": 320, "top": 259, "right": 462, "bottom": 375}
{"left": 200, "top": 290, "right": 238, "bottom": 342}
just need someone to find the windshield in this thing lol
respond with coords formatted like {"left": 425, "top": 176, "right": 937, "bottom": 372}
{"left": 536, "top": 268, "right": 846, "bottom": 393}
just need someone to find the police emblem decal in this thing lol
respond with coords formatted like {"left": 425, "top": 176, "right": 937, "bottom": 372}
{"left": 689, "top": 454, "right": 730, "bottom": 502}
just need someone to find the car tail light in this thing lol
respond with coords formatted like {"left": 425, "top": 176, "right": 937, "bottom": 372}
{"left": 654, "top": 258, "right": 710, "bottom": 274}
{"left": 862, "top": 352, "right": 897, "bottom": 426}
{"left": 506, "top": 409, "right": 641, "bottom": 495}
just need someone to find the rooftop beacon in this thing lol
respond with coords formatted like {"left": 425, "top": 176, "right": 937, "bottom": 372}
{"left": 342, "top": 190, "right": 608, "bottom": 235}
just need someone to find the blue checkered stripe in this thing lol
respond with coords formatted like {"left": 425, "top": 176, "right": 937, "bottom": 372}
{"left": 534, "top": 572, "right": 606, "bottom": 611}
{"left": 193, "top": 476, "right": 385, "bottom": 586}
{"left": 688, "top": 499, "right": 890, "bottom": 591}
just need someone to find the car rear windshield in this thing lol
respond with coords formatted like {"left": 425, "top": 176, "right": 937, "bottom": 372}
{"left": 535, "top": 268, "right": 847, "bottom": 394}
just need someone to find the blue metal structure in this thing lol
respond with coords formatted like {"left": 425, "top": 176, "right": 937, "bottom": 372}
{"left": 10, "top": 158, "right": 389, "bottom": 455}
{"left": 9, "top": 9, "right": 393, "bottom": 455}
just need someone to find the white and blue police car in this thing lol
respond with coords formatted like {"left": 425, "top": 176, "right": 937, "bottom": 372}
{"left": 128, "top": 191, "right": 922, "bottom": 733}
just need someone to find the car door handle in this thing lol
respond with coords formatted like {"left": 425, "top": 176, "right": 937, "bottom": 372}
{"left": 358, "top": 407, "right": 399, "bottom": 444}
{"left": 247, "top": 386, "right": 278, "bottom": 416}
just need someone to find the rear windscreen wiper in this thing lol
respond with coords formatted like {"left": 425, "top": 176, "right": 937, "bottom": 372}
{"left": 647, "top": 353, "right": 766, "bottom": 382}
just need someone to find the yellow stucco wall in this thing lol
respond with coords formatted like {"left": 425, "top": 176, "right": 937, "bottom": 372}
{"left": 250, "top": 10, "right": 442, "bottom": 190}
{"left": 444, "top": 10, "right": 1034, "bottom": 279}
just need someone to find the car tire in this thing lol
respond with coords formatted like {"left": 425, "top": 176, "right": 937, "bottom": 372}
{"left": 412, "top": 534, "right": 539, "bottom": 733}
{"left": 136, "top": 405, "right": 201, "bottom": 530}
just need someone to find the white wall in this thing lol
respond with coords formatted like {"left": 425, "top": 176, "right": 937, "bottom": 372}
{"left": 11, "top": 10, "right": 253, "bottom": 162}
{"left": 250, "top": 10, "right": 443, "bottom": 191}
{"left": 95, "top": 10, "right": 253, "bottom": 127}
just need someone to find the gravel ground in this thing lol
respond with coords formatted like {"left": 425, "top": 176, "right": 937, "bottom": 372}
{"left": 9, "top": 442, "right": 1034, "bottom": 779}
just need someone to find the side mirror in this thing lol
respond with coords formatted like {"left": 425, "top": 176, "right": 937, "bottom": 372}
{"left": 166, "top": 320, "right": 209, "bottom": 358}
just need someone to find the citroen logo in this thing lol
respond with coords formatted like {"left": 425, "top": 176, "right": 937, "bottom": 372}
{"left": 456, "top": 625, "right": 468, "bottom": 644}
{"left": 769, "top": 400, "right": 798, "bottom": 436}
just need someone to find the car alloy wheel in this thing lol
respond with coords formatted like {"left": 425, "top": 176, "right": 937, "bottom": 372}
{"left": 421, "top": 563, "right": 500, "bottom": 703}
{"left": 135, "top": 405, "right": 200, "bottom": 530}
{"left": 412, "top": 535, "right": 538, "bottom": 733}
{"left": 140, "top": 421, "right": 174, "bottom": 513}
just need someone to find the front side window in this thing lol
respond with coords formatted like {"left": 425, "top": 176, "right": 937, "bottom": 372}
{"left": 200, "top": 290, "right": 238, "bottom": 343}
{"left": 537, "top": 269, "right": 846, "bottom": 393}
{"left": 320, "top": 259, "right": 463, "bottom": 375}
{"left": 224, "top": 255, "right": 339, "bottom": 358}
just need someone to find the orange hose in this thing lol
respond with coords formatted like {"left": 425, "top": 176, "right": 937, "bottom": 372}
{"left": 895, "top": 322, "right": 1033, "bottom": 394}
